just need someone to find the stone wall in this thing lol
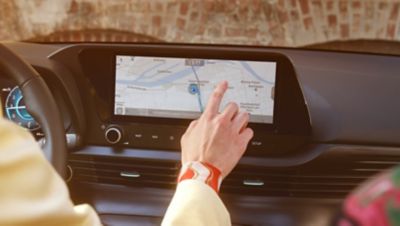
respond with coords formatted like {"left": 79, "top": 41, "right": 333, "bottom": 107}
{"left": 1, "top": 0, "right": 400, "bottom": 46}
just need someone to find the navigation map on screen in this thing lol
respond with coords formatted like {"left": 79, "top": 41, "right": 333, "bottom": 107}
{"left": 114, "top": 55, "right": 276, "bottom": 123}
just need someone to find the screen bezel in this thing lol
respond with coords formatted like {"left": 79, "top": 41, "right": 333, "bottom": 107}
{"left": 112, "top": 55, "right": 277, "bottom": 127}
{"left": 77, "top": 44, "right": 311, "bottom": 154}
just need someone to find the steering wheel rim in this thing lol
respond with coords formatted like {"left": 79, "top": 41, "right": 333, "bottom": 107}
{"left": 0, "top": 43, "right": 66, "bottom": 177}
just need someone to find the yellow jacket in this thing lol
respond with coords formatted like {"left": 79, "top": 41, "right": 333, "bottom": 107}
{"left": 0, "top": 118, "right": 230, "bottom": 226}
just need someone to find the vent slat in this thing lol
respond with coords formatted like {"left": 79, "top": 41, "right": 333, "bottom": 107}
{"left": 73, "top": 168, "right": 177, "bottom": 179}
{"left": 222, "top": 185, "right": 352, "bottom": 194}
{"left": 72, "top": 166, "right": 177, "bottom": 175}
{"left": 228, "top": 172, "right": 375, "bottom": 179}
{"left": 223, "top": 179, "right": 363, "bottom": 187}
{"left": 75, "top": 175, "right": 176, "bottom": 189}
{"left": 75, "top": 173, "right": 176, "bottom": 183}
{"left": 69, "top": 159, "right": 178, "bottom": 171}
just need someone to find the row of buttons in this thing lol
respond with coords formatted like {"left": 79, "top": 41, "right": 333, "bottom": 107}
{"left": 105, "top": 126, "right": 182, "bottom": 150}
{"left": 132, "top": 133, "right": 176, "bottom": 141}
{"left": 105, "top": 126, "right": 264, "bottom": 151}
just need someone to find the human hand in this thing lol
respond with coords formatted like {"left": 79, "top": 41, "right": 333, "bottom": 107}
{"left": 180, "top": 81, "right": 254, "bottom": 179}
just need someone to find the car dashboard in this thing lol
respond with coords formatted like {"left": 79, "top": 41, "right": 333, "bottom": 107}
{"left": 1, "top": 42, "right": 400, "bottom": 226}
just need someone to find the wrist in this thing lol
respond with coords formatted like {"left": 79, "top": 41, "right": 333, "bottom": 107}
{"left": 177, "top": 161, "right": 223, "bottom": 193}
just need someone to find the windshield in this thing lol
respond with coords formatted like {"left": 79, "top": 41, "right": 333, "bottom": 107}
{"left": 3, "top": 0, "right": 400, "bottom": 55}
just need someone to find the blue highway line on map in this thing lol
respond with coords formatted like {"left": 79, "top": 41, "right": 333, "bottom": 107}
{"left": 190, "top": 65, "right": 204, "bottom": 112}
{"left": 117, "top": 67, "right": 194, "bottom": 87}
{"left": 116, "top": 61, "right": 274, "bottom": 87}
{"left": 132, "top": 62, "right": 165, "bottom": 81}
{"left": 239, "top": 61, "right": 275, "bottom": 84}
{"left": 139, "top": 63, "right": 180, "bottom": 80}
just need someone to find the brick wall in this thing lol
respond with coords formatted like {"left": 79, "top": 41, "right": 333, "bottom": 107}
{"left": 1, "top": 0, "right": 400, "bottom": 46}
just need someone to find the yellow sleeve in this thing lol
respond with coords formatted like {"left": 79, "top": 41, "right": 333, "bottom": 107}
{"left": 162, "top": 180, "right": 231, "bottom": 226}
{"left": 0, "top": 119, "right": 102, "bottom": 226}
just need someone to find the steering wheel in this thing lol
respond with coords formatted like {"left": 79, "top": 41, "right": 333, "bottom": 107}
{"left": 0, "top": 44, "right": 66, "bottom": 177}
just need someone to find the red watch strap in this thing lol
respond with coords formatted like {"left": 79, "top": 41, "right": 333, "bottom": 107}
{"left": 178, "top": 161, "right": 222, "bottom": 193}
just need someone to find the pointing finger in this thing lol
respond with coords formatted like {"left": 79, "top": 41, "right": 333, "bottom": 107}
{"left": 204, "top": 81, "right": 228, "bottom": 118}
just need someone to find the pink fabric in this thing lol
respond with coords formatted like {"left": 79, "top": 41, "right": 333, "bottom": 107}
{"left": 340, "top": 169, "right": 400, "bottom": 226}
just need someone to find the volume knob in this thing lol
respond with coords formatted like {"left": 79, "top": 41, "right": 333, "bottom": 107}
{"left": 105, "top": 127, "right": 122, "bottom": 144}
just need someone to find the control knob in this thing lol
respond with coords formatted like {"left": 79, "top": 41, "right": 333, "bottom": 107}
{"left": 105, "top": 127, "right": 122, "bottom": 144}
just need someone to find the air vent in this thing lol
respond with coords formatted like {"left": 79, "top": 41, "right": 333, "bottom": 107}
{"left": 222, "top": 153, "right": 400, "bottom": 198}
{"left": 68, "top": 151, "right": 400, "bottom": 199}
{"left": 68, "top": 155, "right": 179, "bottom": 190}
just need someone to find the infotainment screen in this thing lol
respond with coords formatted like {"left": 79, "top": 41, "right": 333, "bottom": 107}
{"left": 114, "top": 55, "right": 276, "bottom": 124}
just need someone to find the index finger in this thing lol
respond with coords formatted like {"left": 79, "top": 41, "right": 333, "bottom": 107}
{"left": 204, "top": 81, "right": 228, "bottom": 117}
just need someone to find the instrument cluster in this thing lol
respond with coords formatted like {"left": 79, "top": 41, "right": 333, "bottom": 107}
{"left": 1, "top": 78, "right": 43, "bottom": 138}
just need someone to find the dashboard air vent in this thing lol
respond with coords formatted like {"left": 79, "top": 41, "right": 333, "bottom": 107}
{"left": 68, "top": 155, "right": 179, "bottom": 190}
{"left": 69, "top": 150, "right": 400, "bottom": 199}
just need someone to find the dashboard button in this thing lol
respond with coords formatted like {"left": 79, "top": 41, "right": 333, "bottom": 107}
{"left": 251, "top": 140, "right": 263, "bottom": 146}
{"left": 105, "top": 127, "right": 122, "bottom": 144}
{"left": 133, "top": 133, "right": 143, "bottom": 138}
{"left": 120, "top": 171, "right": 140, "bottom": 178}
{"left": 243, "top": 179, "right": 264, "bottom": 187}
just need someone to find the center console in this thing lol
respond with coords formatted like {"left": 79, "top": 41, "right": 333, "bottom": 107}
{"left": 79, "top": 45, "right": 311, "bottom": 156}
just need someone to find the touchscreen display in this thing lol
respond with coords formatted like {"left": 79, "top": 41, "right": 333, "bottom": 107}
{"left": 114, "top": 55, "right": 276, "bottom": 123}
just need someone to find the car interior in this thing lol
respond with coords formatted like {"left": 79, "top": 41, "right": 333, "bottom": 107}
{"left": 1, "top": 39, "right": 400, "bottom": 226}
